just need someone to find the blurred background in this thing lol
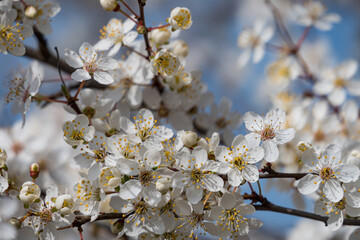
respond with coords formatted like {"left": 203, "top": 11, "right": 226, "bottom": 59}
{"left": 1, "top": 0, "right": 360, "bottom": 239}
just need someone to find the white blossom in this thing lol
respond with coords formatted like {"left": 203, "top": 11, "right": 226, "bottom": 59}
{"left": 168, "top": 7, "right": 192, "bottom": 31}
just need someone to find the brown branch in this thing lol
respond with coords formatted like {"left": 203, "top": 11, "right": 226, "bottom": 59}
{"left": 254, "top": 201, "right": 360, "bottom": 226}
{"left": 259, "top": 172, "right": 307, "bottom": 180}
{"left": 58, "top": 212, "right": 128, "bottom": 231}
{"left": 137, "top": 0, "right": 152, "bottom": 59}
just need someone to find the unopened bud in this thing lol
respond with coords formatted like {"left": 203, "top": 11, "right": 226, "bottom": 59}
{"left": 156, "top": 178, "right": 170, "bottom": 194}
{"left": 9, "top": 218, "right": 21, "bottom": 229}
{"left": 100, "top": 0, "right": 118, "bottom": 11}
{"left": 137, "top": 25, "right": 146, "bottom": 35}
{"left": 24, "top": 6, "right": 38, "bottom": 19}
{"left": 181, "top": 131, "right": 198, "bottom": 148}
{"left": 172, "top": 40, "right": 189, "bottom": 58}
{"left": 296, "top": 141, "right": 313, "bottom": 158}
{"left": 0, "top": 148, "right": 7, "bottom": 168}
{"left": 151, "top": 28, "right": 171, "bottom": 45}
{"left": 30, "top": 163, "right": 40, "bottom": 180}
{"left": 111, "top": 219, "right": 124, "bottom": 234}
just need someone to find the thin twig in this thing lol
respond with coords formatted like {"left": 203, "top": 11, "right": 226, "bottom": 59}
{"left": 120, "top": 0, "right": 139, "bottom": 18}
{"left": 137, "top": 0, "right": 152, "bottom": 59}
{"left": 123, "top": 44, "right": 147, "bottom": 59}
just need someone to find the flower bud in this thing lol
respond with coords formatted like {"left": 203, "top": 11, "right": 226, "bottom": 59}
{"left": 347, "top": 150, "right": 360, "bottom": 167}
{"left": 181, "top": 131, "right": 198, "bottom": 148}
{"left": 19, "top": 181, "right": 41, "bottom": 204}
{"left": 0, "top": 148, "right": 7, "bottom": 168}
{"left": 156, "top": 178, "right": 170, "bottom": 194}
{"left": 55, "top": 194, "right": 75, "bottom": 216}
{"left": 111, "top": 219, "right": 124, "bottom": 234}
{"left": 100, "top": 0, "right": 118, "bottom": 11}
{"left": 151, "top": 28, "right": 171, "bottom": 45}
{"left": 296, "top": 141, "right": 313, "bottom": 158}
{"left": 100, "top": 167, "right": 122, "bottom": 189}
{"left": 9, "top": 218, "right": 21, "bottom": 229}
{"left": 137, "top": 25, "right": 146, "bottom": 35}
{"left": 24, "top": 6, "right": 38, "bottom": 19}
{"left": 30, "top": 163, "right": 40, "bottom": 180}
{"left": 172, "top": 40, "right": 189, "bottom": 58}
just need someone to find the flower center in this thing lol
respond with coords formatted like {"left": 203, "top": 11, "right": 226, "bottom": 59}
{"left": 233, "top": 156, "right": 246, "bottom": 170}
{"left": 334, "top": 78, "right": 346, "bottom": 88}
{"left": 320, "top": 167, "right": 334, "bottom": 180}
{"left": 139, "top": 171, "right": 152, "bottom": 185}
{"left": 191, "top": 169, "right": 203, "bottom": 181}
{"left": 261, "top": 126, "right": 276, "bottom": 140}
{"left": 94, "top": 149, "right": 107, "bottom": 162}
{"left": 70, "top": 130, "right": 84, "bottom": 140}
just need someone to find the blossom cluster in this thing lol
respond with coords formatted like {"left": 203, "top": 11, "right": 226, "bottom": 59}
{"left": 1, "top": 0, "right": 360, "bottom": 240}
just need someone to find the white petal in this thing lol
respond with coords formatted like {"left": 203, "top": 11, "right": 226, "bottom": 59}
{"left": 243, "top": 111, "right": 263, "bottom": 132}
{"left": 88, "top": 162, "right": 101, "bottom": 181}
{"left": 202, "top": 174, "right": 224, "bottom": 192}
{"left": 71, "top": 69, "right": 91, "bottom": 82}
{"left": 262, "top": 140, "right": 279, "bottom": 162}
{"left": 336, "top": 164, "right": 360, "bottom": 183}
{"left": 323, "top": 179, "right": 344, "bottom": 202}
{"left": 186, "top": 183, "right": 203, "bottom": 204}
{"left": 297, "top": 174, "right": 321, "bottom": 195}
{"left": 123, "top": 31, "right": 138, "bottom": 45}
{"left": 328, "top": 88, "right": 346, "bottom": 106}
{"left": 327, "top": 211, "right": 343, "bottom": 231}
{"left": 228, "top": 167, "right": 242, "bottom": 187}
{"left": 274, "top": 128, "right": 295, "bottom": 144}
{"left": 243, "top": 165, "right": 259, "bottom": 183}
{"left": 119, "top": 180, "right": 142, "bottom": 200}
{"left": 313, "top": 82, "right": 333, "bottom": 95}
{"left": 143, "top": 184, "right": 161, "bottom": 207}
{"left": 93, "top": 71, "right": 114, "bottom": 84}
{"left": 64, "top": 49, "right": 83, "bottom": 68}
{"left": 220, "top": 192, "right": 236, "bottom": 210}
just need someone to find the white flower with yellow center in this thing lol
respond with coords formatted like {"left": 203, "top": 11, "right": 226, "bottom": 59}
{"left": 243, "top": 108, "right": 295, "bottom": 162}
{"left": 165, "top": 70, "right": 192, "bottom": 91}
{"left": 172, "top": 147, "right": 224, "bottom": 204}
{"left": 6, "top": 61, "right": 43, "bottom": 126}
{"left": 237, "top": 20, "right": 274, "bottom": 67}
{"left": 74, "top": 131, "right": 116, "bottom": 180}
{"left": 55, "top": 194, "right": 75, "bottom": 216}
{"left": 168, "top": 7, "right": 192, "bottom": 31}
{"left": 62, "top": 114, "right": 95, "bottom": 147}
{"left": 215, "top": 134, "right": 264, "bottom": 186}
{"left": 267, "top": 57, "right": 301, "bottom": 88}
{"left": 297, "top": 144, "right": 360, "bottom": 202}
{"left": 314, "top": 60, "right": 360, "bottom": 106}
{"left": 19, "top": 181, "right": 41, "bottom": 204}
{"left": 99, "top": 166, "right": 122, "bottom": 190}
{"left": 23, "top": 185, "right": 74, "bottom": 239}
{"left": 110, "top": 197, "right": 165, "bottom": 237}
{"left": 0, "top": 9, "right": 33, "bottom": 56}
{"left": 119, "top": 150, "right": 163, "bottom": 207}
{"left": 16, "top": 0, "right": 61, "bottom": 35}
{"left": 64, "top": 42, "right": 118, "bottom": 84}
{"left": 294, "top": 1, "right": 340, "bottom": 31}
{"left": 95, "top": 18, "right": 138, "bottom": 57}
{"left": 151, "top": 50, "right": 181, "bottom": 77}
{"left": 315, "top": 195, "right": 360, "bottom": 231}
{"left": 210, "top": 192, "right": 263, "bottom": 239}
{"left": 75, "top": 177, "right": 105, "bottom": 221}
{"left": 120, "top": 108, "right": 173, "bottom": 150}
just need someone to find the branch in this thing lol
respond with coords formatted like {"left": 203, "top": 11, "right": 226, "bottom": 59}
{"left": 259, "top": 172, "right": 307, "bottom": 180}
{"left": 254, "top": 201, "right": 360, "bottom": 226}
{"left": 57, "top": 212, "right": 127, "bottom": 231}
{"left": 137, "top": 0, "right": 152, "bottom": 59}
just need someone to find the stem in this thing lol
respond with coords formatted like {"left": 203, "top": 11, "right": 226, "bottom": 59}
{"left": 137, "top": 0, "right": 152, "bottom": 59}
{"left": 74, "top": 81, "right": 85, "bottom": 100}
{"left": 123, "top": 44, "right": 147, "bottom": 59}
{"left": 33, "top": 95, "right": 68, "bottom": 104}
{"left": 259, "top": 172, "right": 307, "bottom": 180}
{"left": 148, "top": 24, "right": 171, "bottom": 31}
{"left": 119, "top": 9, "right": 139, "bottom": 25}
{"left": 257, "top": 181, "right": 262, "bottom": 197}
{"left": 295, "top": 26, "right": 311, "bottom": 51}
{"left": 203, "top": 192, "right": 212, "bottom": 205}
{"left": 119, "top": 0, "right": 139, "bottom": 18}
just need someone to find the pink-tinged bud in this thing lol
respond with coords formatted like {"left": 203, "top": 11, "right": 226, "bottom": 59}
{"left": 30, "top": 163, "right": 40, "bottom": 180}
{"left": 137, "top": 25, "right": 146, "bottom": 35}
